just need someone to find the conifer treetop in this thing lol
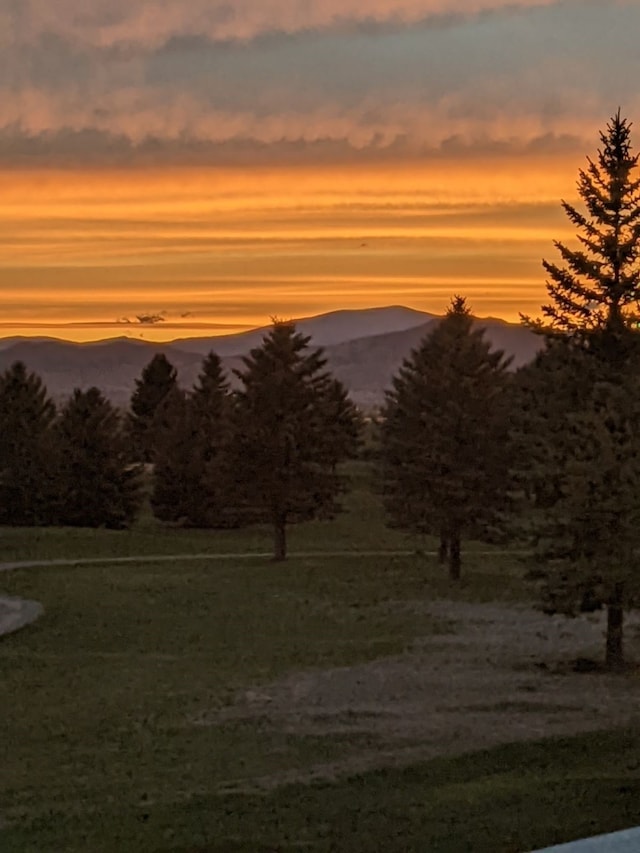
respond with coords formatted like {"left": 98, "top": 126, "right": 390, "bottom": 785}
{"left": 529, "top": 110, "right": 640, "bottom": 337}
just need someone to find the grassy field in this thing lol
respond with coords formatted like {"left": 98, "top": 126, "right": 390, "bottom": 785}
{"left": 0, "top": 462, "right": 523, "bottom": 564}
{"left": 1, "top": 464, "right": 639, "bottom": 852}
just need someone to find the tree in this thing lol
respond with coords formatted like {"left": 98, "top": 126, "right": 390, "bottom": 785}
{"left": 381, "top": 297, "right": 512, "bottom": 580}
{"left": 515, "top": 112, "right": 640, "bottom": 669}
{"left": 128, "top": 353, "right": 178, "bottom": 463}
{"left": 0, "top": 361, "right": 57, "bottom": 526}
{"left": 149, "top": 387, "right": 201, "bottom": 525}
{"left": 528, "top": 110, "right": 640, "bottom": 346}
{"left": 53, "top": 387, "right": 143, "bottom": 528}
{"left": 230, "top": 322, "right": 361, "bottom": 560}
{"left": 151, "top": 354, "right": 237, "bottom": 528}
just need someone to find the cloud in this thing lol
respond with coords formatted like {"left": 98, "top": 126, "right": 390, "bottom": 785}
{"left": 3, "top": 0, "right": 567, "bottom": 48}
{"left": 0, "top": 0, "right": 637, "bottom": 168}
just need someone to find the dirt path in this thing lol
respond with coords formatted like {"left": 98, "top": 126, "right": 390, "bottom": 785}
{"left": 205, "top": 598, "right": 640, "bottom": 790}
{"left": 0, "top": 548, "right": 530, "bottom": 573}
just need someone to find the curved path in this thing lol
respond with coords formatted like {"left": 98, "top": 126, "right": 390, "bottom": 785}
{"left": 0, "top": 547, "right": 531, "bottom": 639}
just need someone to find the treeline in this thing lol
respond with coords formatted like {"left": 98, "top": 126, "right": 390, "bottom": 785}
{"left": 0, "top": 324, "right": 361, "bottom": 559}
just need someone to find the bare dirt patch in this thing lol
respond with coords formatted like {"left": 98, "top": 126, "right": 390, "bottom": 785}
{"left": 200, "top": 599, "right": 640, "bottom": 789}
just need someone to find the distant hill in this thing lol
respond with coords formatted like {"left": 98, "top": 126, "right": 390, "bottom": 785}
{"left": 0, "top": 307, "right": 542, "bottom": 409}
{"left": 0, "top": 339, "right": 203, "bottom": 406}
{"left": 323, "top": 316, "right": 541, "bottom": 408}
{"left": 168, "top": 306, "right": 434, "bottom": 355}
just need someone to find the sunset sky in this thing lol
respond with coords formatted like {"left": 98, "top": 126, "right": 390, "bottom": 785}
{"left": 1, "top": 0, "right": 639, "bottom": 341}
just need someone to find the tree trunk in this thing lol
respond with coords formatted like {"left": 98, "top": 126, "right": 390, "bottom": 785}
{"left": 605, "top": 584, "right": 625, "bottom": 671}
{"left": 438, "top": 529, "right": 449, "bottom": 564}
{"left": 448, "top": 530, "right": 461, "bottom": 581}
{"left": 273, "top": 513, "right": 287, "bottom": 562}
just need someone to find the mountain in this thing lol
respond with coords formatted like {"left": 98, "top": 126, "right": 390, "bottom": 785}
{"left": 168, "top": 306, "right": 433, "bottom": 355}
{"left": 0, "top": 307, "right": 542, "bottom": 409}
{"left": 322, "top": 316, "right": 541, "bottom": 408}
{"left": 0, "top": 339, "right": 204, "bottom": 406}
{"left": 0, "top": 336, "right": 62, "bottom": 351}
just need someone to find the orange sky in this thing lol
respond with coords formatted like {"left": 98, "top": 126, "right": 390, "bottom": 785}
{"left": 0, "top": 155, "right": 579, "bottom": 341}
{"left": 2, "top": 1, "right": 639, "bottom": 341}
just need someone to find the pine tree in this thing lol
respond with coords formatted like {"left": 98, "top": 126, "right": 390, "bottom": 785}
{"left": 0, "top": 361, "right": 57, "bottom": 526}
{"left": 189, "top": 352, "right": 236, "bottom": 527}
{"left": 128, "top": 353, "right": 178, "bottom": 463}
{"left": 54, "top": 387, "right": 143, "bottom": 528}
{"left": 530, "top": 110, "right": 640, "bottom": 347}
{"left": 515, "top": 113, "right": 640, "bottom": 669}
{"left": 151, "top": 352, "right": 237, "bottom": 527}
{"left": 382, "top": 297, "right": 512, "bottom": 580}
{"left": 150, "top": 387, "right": 202, "bottom": 525}
{"left": 230, "top": 322, "right": 361, "bottom": 560}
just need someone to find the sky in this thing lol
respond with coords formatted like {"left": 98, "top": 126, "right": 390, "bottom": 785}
{"left": 1, "top": 0, "right": 639, "bottom": 342}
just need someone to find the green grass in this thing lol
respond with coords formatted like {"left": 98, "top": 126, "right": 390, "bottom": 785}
{"left": 1, "top": 464, "right": 636, "bottom": 851}
{"left": 0, "top": 461, "right": 524, "bottom": 563}
{"left": 0, "top": 463, "right": 413, "bottom": 562}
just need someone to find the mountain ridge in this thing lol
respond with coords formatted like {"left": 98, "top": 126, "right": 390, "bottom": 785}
{"left": 0, "top": 306, "right": 542, "bottom": 409}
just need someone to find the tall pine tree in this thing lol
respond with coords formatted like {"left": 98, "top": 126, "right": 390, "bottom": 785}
{"left": 230, "top": 322, "right": 361, "bottom": 560}
{"left": 527, "top": 110, "right": 640, "bottom": 350}
{"left": 516, "top": 112, "right": 640, "bottom": 669}
{"left": 0, "top": 362, "right": 57, "bottom": 526}
{"left": 382, "top": 297, "right": 512, "bottom": 580}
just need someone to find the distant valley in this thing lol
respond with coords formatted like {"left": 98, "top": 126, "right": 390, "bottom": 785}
{"left": 0, "top": 306, "right": 542, "bottom": 409}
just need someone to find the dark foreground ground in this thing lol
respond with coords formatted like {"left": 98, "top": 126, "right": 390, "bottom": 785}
{"left": 2, "top": 467, "right": 639, "bottom": 851}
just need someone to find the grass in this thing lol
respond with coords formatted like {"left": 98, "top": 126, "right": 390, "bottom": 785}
{"left": 0, "top": 462, "right": 523, "bottom": 564}
{"left": 0, "top": 463, "right": 409, "bottom": 562}
{"left": 1, "top": 463, "right": 637, "bottom": 851}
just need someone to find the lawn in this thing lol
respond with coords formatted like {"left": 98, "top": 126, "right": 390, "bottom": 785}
{"left": 1, "top": 464, "right": 638, "bottom": 852}
{"left": 0, "top": 462, "right": 522, "bottom": 564}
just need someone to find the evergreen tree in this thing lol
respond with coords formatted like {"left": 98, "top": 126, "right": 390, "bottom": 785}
{"left": 151, "top": 353, "right": 237, "bottom": 527}
{"left": 512, "top": 340, "right": 640, "bottom": 670}
{"left": 0, "top": 361, "right": 57, "bottom": 526}
{"left": 189, "top": 352, "right": 236, "bottom": 526}
{"left": 149, "top": 387, "right": 201, "bottom": 525}
{"left": 128, "top": 353, "right": 178, "bottom": 463}
{"left": 382, "top": 297, "right": 512, "bottom": 580}
{"left": 230, "top": 322, "right": 361, "bottom": 560}
{"left": 515, "top": 113, "right": 640, "bottom": 669}
{"left": 528, "top": 110, "right": 640, "bottom": 346}
{"left": 54, "top": 387, "right": 143, "bottom": 528}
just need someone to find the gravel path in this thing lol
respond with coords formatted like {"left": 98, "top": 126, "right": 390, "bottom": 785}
{"left": 207, "top": 598, "right": 640, "bottom": 789}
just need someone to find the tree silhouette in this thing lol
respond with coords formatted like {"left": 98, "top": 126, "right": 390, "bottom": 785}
{"left": 527, "top": 110, "right": 640, "bottom": 351}
{"left": 54, "top": 387, "right": 143, "bottom": 528}
{"left": 151, "top": 353, "right": 238, "bottom": 527}
{"left": 128, "top": 353, "right": 178, "bottom": 463}
{"left": 382, "top": 297, "right": 512, "bottom": 580}
{"left": 516, "top": 112, "right": 640, "bottom": 669}
{"left": 230, "top": 322, "right": 361, "bottom": 560}
{"left": 0, "top": 361, "right": 57, "bottom": 526}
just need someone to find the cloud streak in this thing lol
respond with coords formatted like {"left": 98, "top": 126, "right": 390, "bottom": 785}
{"left": 4, "top": 0, "right": 567, "bottom": 48}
